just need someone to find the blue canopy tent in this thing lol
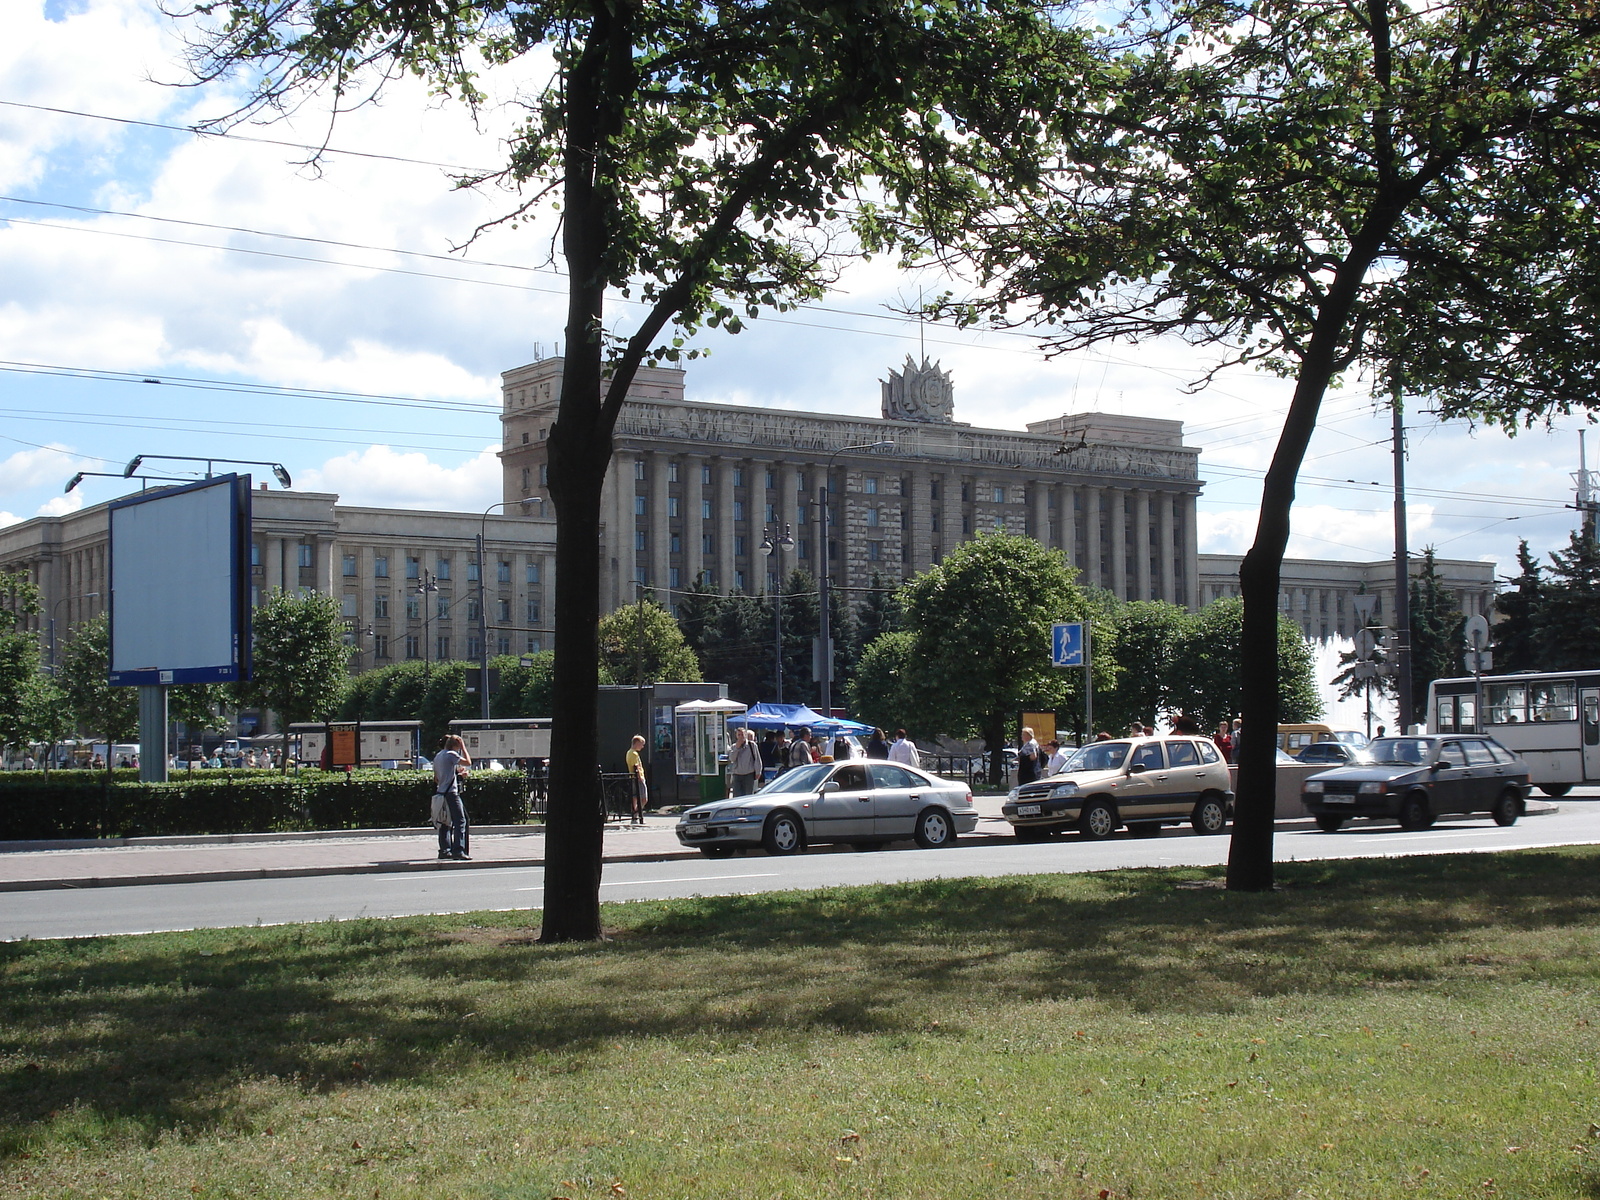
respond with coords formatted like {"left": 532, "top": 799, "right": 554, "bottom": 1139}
{"left": 728, "top": 702, "right": 872, "bottom": 735}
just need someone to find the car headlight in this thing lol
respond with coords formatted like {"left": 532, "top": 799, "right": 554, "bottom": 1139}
{"left": 1303, "top": 781, "right": 1324, "bottom": 794}
{"left": 1050, "top": 783, "right": 1079, "bottom": 799}
{"left": 1007, "top": 789, "right": 1019, "bottom": 802}
{"left": 1358, "top": 782, "right": 1383, "bottom": 794}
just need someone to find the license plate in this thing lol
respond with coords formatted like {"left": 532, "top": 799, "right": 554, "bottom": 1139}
{"left": 1017, "top": 804, "right": 1041, "bottom": 816}
{"left": 684, "top": 823, "right": 708, "bottom": 835}
{"left": 1321, "top": 796, "right": 1354, "bottom": 805}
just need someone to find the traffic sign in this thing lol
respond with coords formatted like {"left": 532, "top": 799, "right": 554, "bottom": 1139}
{"left": 1465, "top": 649, "right": 1493, "bottom": 674}
{"left": 1351, "top": 594, "right": 1378, "bottom": 622}
{"left": 1464, "top": 614, "right": 1491, "bottom": 650}
{"left": 1353, "top": 629, "right": 1377, "bottom": 660}
{"left": 1051, "top": 622, "right": 1084, "bottom": 667}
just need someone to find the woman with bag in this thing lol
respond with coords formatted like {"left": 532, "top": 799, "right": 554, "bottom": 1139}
{"left": 431, "top": 734, "right": 472, "bottom": 860}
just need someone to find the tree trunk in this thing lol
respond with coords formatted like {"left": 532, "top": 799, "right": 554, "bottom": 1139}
{"left": 984, "top": 718, "right": 1006, "bottom": 788}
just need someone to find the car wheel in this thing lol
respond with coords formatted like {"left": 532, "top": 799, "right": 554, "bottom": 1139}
{"left": 1314, "top": 814, "right": 1345, "bottom": 833}
{"left": 914, "top": 808, "right": 954, "bottom": 848}
{"left": 1539, "top": 784, "right": 1571, "bottom": 798}
{"left": 1127, "top": 822, "right": 1163, "bottom": 838}
{"left": 1079, "top": 799, "right": 1117, "bottom": 840}
{"left": 762, "top": 811, "right": 806, "bottom": 855}
{"left": 1492, "top": 789, "right": 1523, "bottom": 827}
{"left": 1397, "top": 792, "right": 1433, "bottom": 831}
{"left": 1191, "top": 795, "right": 1229, "bottom": 835}
{"left": 700, "top": 846, "right": 735, "bottom": 859}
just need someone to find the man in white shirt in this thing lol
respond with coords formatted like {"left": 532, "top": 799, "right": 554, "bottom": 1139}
{"left": 887, "top": 728, "right": 920, "bottom": 769}
{"left": 1045, "top": 739, "right": 1071, "bottom": 775}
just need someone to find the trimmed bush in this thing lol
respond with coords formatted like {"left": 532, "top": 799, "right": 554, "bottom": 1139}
{"left": 0, "top": 768, "right": 537, "bottom": 840}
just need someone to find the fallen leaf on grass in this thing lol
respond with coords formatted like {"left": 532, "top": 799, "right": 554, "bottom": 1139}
{"left": 1506, "top": 1146, "right": 1522, "bottom": 1154}
{"left": 840, "top": 1132, "right": 861, "bottom": 1144}
{"left": 1320, "top": 1144, "right": 1335, "bottom": 1151}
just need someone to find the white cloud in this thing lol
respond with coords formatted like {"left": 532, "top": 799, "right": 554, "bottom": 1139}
{"left": 36, "top": 491, "right": 84, "bottom": 517}
{"left": 0, "top": 510, "right": 22, "bottom": 529}
{"left": 297, "top": 444, "right": 501, "bottom": 511}
{"left": 0, "top": 443, "right": 83, "bottom": 495}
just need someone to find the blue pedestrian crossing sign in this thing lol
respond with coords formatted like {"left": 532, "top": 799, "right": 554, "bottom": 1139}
{"left": 1051, "top": 622, "right": 1084, "bottom": 667}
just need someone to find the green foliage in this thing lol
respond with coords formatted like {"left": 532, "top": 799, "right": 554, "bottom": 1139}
{"left": 1094, "top": 599, "right": 1190, "bottom": 735}
{"left": 1537, "top": 526, "right": 1600, "bottom": 671}
{"left": 0, "top": 570, "right": 46, "bottom": 752}
{"left": 1165, "top": 599, "right": 1322, "bottom": 731}
{"left": 57, "top": 615, "right": 227, "bottom": 746}
{"left": 677, "top": 590, "right": 772, "bottom": 702}
{"left": 1492, "top": 540, "right": 1546, "bottom": 674}
{"left": 1408, "top": 548, "right": 1466, "bottom": 701}
{"left": 598, "top": 598, "right": 702, "bottom": 685}
{"left": 233, "top": 589, "right": 352, "bottom": 734}
{"left": 846, "top": 629, "right": 922, "bottom": 742}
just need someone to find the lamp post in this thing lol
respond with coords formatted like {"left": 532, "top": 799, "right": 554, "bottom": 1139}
{"left": 816, "top": 441, "right": 894, "bottom": 716}
{"left": 414, "top": 570, "right": 438, "bottom": 677}
{"left": 66, "top": 471, "right": 187, "bottom": 494}
{"left": 124, "top": 455, "right": 293, "bottom": 487}
{"left": 477, "top": 499, "right": 539, "bottom": 720}
{"left": 759, "top": 524, "right": 795, "bottom": 702}
{"left": 49, "top": 591, "right": 100, "bottom": 672}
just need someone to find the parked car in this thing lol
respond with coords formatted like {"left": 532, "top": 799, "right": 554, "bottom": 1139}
{"left": 675, "top": 761, "right": 979, "bottom": 857}
{"left": 1295, "top": 742, "right": 1371, "bottom": 766}
{"left": 1001, "top": 735, "right": 1234, "bottom": 841}
{"left": 1301, "top": 734, "right": 1531, "bottom": 832}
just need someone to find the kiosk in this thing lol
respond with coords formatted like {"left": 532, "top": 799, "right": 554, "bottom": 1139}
{"left": 674, "top": 699, "right": 747, "bottom": 802}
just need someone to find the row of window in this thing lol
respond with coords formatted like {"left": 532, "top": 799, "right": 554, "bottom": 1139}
{"left": 354, "top": 632, "right": 545, "bottom": 662}
{"left": 254, "top": 544, "right": 548, "bottom": 586}
{"left": 341, "top": 593, "right": 542, "bottom": 625}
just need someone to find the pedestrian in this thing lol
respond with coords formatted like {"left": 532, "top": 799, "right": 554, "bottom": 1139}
{"left": 788, "top": 728, "right": 815, "bottom": 769}
{"left": 728, "top": 726, "right": 762, "bottom": 796}
{"left": 1127, "top": 721, "right": 1145, "bottom": 737}
{"left": 1170, "top": 713, "right": 1202, "bottom": 735}
{"left": 1045, "top": 739, "right": 1070, "bottom": 775}
{"left": 1214, "top": 720, "right": 1234, "bottom": 764}
{"left": 626, "top": 734, "right": 649, "bottom": 824}
{"left": 432, "top": 734, "right": 472, "bottom": 860}
{"left": 887, "top": 728, "right": 920, "bottom": 769}
{"left": 866, "top": 728, "right": 890, "bottom": 759}
{"left": 1375, "top": 724, "right": 1387, "bottom": 739}
{"left": 1095, "top": 730, "right": 1113, "bottom": 741}
{"left": 1017, "top": 726, "right": 1042, "bottom": 784}
{"left": 831, "top": 734, "right": 852, "bottom": 761}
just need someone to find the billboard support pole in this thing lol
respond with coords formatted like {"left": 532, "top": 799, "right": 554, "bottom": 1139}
{"left": 139, "top": 686, "right": 169, "bottom": 783}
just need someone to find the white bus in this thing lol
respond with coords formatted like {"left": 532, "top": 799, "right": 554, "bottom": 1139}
{"left": 1428, "top": 670, "right": 1600, "bottom": 796}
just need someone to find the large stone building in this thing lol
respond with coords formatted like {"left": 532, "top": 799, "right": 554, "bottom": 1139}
{"left": 0, "top": 487, "right": 558, "bottom": 669}
{"left": 499, "top": 353, "right": 1206, "bottom": 611}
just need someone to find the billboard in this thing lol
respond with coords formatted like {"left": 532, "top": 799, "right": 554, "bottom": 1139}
{"left": 108, "top": 474, "right": 252, "bottom": 686}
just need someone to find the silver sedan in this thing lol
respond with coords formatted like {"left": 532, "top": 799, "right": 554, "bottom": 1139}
{"left": 675, "top": 761, "right": 979, "bottom": 857}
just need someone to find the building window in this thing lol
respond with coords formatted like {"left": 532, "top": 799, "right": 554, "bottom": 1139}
{"left": 765, "top": 503, "right": 776, "bottom": 523}
{"left": 497, "top": 598, "right": 511, "bottom": 622}
{"left": 436, "top": 595, "right": 450, "bottom": 620}
{"left": 467, "top": 634, "right": 482, "bottom": 660}
{"left": 634, "top": 459, "right": 646, "bottom": 480}
{"left": 702, "top": 499, "right": 712, "bottom": 520}
{"left": 993, "top": 486, "right": 1005, "bottom": 504}
{"left": 668, "top": 497, "right": 680, "bottom": 517}
{"left": 298, "top": 542, "right": 313, "bottom": 568}
{"left": 404, "top": 634, "right": 420, "bottom": 659}
{"left": 668, "top": 461, "right": 679, "bottom": 483}
{"left": 406, "top": 596, "right": 421, "bottom": 620}
{"left": 735, "top": 570, "right": 746, "bottom": 591}
{"left": 527, "top": 635, "right": 543, "bottom": 654}
{"left": 901, "top": 510, "right": 909, "bottom": 530}
{"left": 733, "top": 500, "right": 745, "bottom": 521}
{"left": 466, "top": 596, "right": 481, "bottom": 622}
{"left": 374, "top": 592, "right": 389, "bottom": 618}
{"left": 436, "top": 558, "right": 451, "bottom": 580}
{"left": 962, "top": 515, "right": 972, "bottom": 535}
{"left": 797, "top": 540, "right": 808, "bottom": 560}
{"left": 341, "top": 594, "right": 357, "bottom": 618}
{"left": 521, "top": 467, "right": 532, "bottom": 494}
{"left": 670, "top": 533, "right": 682, "bottom": 554}
{"left": 702, "top": 534, "right": 714, "bottom": 554}
{"left": 960, "top": 483, "right": 971, "bottom": 502}
{"left": 735, "top": 535, "right": 747, "bottom": 556}
{"left": 467, "top": 560, "right": 481, "bottom": 582}
{"left": 701, "top": 465, "right": 712, "bottom": 484}
{"left": 733, "top": 467, "right": 744, "bottom": 487}
{"left": 765, "top": 469, "right": 776, "bottom": 489}
{"left": 373, "top": 634, "right": 389, "bottom": 659}
{"left": 374, "top": 555, "right": 389, "bottom": 578}
{"left": 670, "top": 567, "right": 681, "bottom": 588}
{"left": 437, "top": 635, "right": 450, "bottom": 660}
{"left": 498, "top": 560, "right": 511, "bottom": 583}
{"left": 527, "top": 563, "right": 541, "bottom": 585}
{"left": 866, "top": 508, "right": 880, "bottom": 528}
{"left": 867, "top": 541, "right": 883, "bottom": 561}
{"left": 497, "top": 635, "right": 511, "bottom": 655}
{"left": 931, "top": 512, "right": 941, "bottom": 533}
{"left": 635, "top": 531, "right": 647, "bottom": 551}
{"left": 865, "top": 477, "right": 879, "bottom": 495}
{"left": 342, "top": 554, "right": 357, "bottom": 577}
{"left": 635, "top": 496, "right": 647, "bottom": 516}
{"left": 796, "top": 505, "right": 807, "bottom": 526}
{"left": 526, "top": 599, "right": 540, "bottom": 625}
{"left": 931, "top": 481, "right": 941, "bottom": 500}
{"left": 251, "top": 542, "right": 261, "bottom": 567}
{"left": 406, "top": 556, "right": 421, "bottom": 580}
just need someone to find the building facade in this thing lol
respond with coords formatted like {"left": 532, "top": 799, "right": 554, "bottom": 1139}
{"left": 0, "top": 487, "right": 559, "bottom": 669}
{"left": 499, "top": 354, "right": 1207, "bottom": 612}
{"left": 1197, "top": 554, "right": 1498, "bottom": 641}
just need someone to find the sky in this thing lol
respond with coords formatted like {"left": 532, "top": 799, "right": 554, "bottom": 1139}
{"left": 2, "top": 0, "right": 1592, "bottom": 600}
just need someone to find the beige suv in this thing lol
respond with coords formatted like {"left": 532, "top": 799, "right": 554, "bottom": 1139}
{"left": 1001, "top": 735, "right": 1234, "bottom": 841}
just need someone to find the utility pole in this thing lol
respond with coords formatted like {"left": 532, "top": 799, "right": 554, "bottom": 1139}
{"left": 1391, "top": 370, "right": 1414, "bottom": 732}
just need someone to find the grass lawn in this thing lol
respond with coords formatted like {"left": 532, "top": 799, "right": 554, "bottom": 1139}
{"left": 3, "top": 848, "right": 1600, "bottom": 1199}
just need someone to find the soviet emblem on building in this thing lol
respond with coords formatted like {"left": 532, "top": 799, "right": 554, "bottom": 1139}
{"left": 881, "top": 355, "right": 954, "bottom": 423}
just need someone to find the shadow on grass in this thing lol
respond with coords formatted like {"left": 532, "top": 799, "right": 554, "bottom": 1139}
{"left": 1, "top": 847, "right": 1598, "bottom": 1153}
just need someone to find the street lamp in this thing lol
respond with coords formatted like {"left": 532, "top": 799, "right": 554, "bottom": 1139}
{"left": 49, "top": 591, "right": 100, "bottom": 672}
{"left": 759, "top": 523, "right": 795, "bottom": 702}
{"left": 414, "top": 570, "right": 439, "bottom": 677}
{"left": 124, "top": 455, "right": 292, "bottom": 488}
{"left": 817, "top": 440, "right": 894, "bottom": 716}
{"left": 476, "top": 498, "right": 539, "bottom": 720}
{"left": 66, "top": 471, "right": 187, "bottom": 493}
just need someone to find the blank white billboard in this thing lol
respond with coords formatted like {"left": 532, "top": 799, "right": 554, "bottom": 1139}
{"left": 109, "top": 475, "right": 251, "bottom": 686}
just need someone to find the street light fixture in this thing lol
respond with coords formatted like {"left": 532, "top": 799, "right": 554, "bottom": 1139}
{"left": 66, "top": 471, "right": 187, "bottom": 493}
{"left": 124, "top": 455, "right": 292, "bottom": 488}
{"left": 759, "top": 524, "right": 795, "bottom": 702}
{"left": 49, "top": 591, "right": 100, "bottom": 672}
{"left": 817, "top": 440, "right": 895, "bottom": 716}
{"left": 476, "top": 498, "right": 539, "bottom": 720}
{"left": 414, "top": 570, "right": 439, "bottom": 677}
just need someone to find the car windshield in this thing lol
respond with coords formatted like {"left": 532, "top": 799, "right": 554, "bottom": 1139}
{"left": 759, "top": 764, "right": 834, "bottom": 793}
{"left": 1366, "top": 738, "right": 1429, "bottom": 766}
{"left": 1063, "top": 741, "right": 1131, "bottom": 772}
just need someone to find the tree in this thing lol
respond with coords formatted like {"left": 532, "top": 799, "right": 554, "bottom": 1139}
{"left": 179, "top": 0, "right": 1071, "bottom": 940}
{"left": 1408, "top": 549, "right": 1465, "bottom": 703}
{"left": 233, "top": 589, "right": 351, "bottom": 770}
{"left": 693, "top": 592, "right": 772, "bottom": 704}
{"left": 891, "top": 0, "right": 1600, "bottom": 889}
{"left": 1492, "top": 540, "right": 1546, "bottom": 674}
{"left": 898, "top": 532, "right": 1105, "bottom": 785}
{"left": 847, "top": 630, "right": 925, "bottom": 741}
{"left": 0, "top": 571, "right": 47, "bottom": 756}
{"left": 1165, "top": 599, "right": 1321, "bottom": 733}
{"left": 1095, "top": 599, "right": 1190, "bottom": 735}
{"left": 598, "top": 599, "right": 702, "bottom": 686}
{"left": 778, "top": 568, "right": 821, "bottom": 707}
{"left": 1539, "top": 527, "right": 1600, "bottom": 671}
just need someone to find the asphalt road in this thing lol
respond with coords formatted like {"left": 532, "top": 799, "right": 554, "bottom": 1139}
{"left": 7, "top": 803, "right": 1600, "bottom": 941}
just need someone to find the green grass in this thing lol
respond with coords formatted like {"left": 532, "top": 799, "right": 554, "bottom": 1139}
{"left": 4, "top": 849, "right": 1600, "bottom": 1198}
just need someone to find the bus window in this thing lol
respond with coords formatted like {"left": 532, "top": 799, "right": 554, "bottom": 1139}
{"left": 1485, "top": 682, "right": 1527, "bottom": 725}
{"left": 1529, "top": 682, "right": 1576, "bottom": 722}
{"left": 1585, "top": 695, "right": 1600, "bottom": 747}
{"left": 1458, "top": 695, "right": 1477, "bottom": 730}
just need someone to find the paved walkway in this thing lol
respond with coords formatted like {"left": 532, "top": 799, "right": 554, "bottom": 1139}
{"left": 0, "top": 793, "right": 1555, "bottom": 892}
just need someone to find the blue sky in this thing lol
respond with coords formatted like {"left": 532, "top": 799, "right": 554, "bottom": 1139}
{"left": 1, "top": 0, "right": 1589, "bottom": 585}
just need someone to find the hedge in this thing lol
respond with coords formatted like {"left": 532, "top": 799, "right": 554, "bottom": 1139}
{"left": 0, "top": 769, "right": 538, "bottom": 841}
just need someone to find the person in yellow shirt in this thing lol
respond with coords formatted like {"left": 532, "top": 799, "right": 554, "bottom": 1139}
{"left": 626, "top": 734, "right": 648, "bottom": 824}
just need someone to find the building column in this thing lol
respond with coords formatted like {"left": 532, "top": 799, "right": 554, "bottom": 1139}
{"left": 1061, "top": 485, "right": 1078, "bottom": 568}
{"left": 263, "top": 535, "right": 285, "bottom": 594}
{"left": 1182, "top": 493, "right": 1200, "bottom": 609}
{"left": 685, "top": 455, "right": 705, "bottom": 587}
{"left": 1157, "top": 492, "right": 1175, "bottom": 605}
{"left": 1134, "top": 490, "right": 1152, "bottom": 602}
{"left": 1109, "top": 490, "right": 1128, "bottom": 599}
{"left": 1084, "top": 487, "right": 1102, "bottom": 590}
{"left": 609, "top": 465, "right": 635, "bottom": 611}
{"left": 716, "top": 458, "right": 736, "bottom": 593}
{"left": 777, "top": 461, "right": 799, "bottom": 589}
{"left": 909, "top": 467, "right": 932, "bottom": 575}
{"left": 648, "top": 452, "right": 670, "bottom": 592}
{"left": 1030, "top": 484, "right": 1049, "bottom": 549}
